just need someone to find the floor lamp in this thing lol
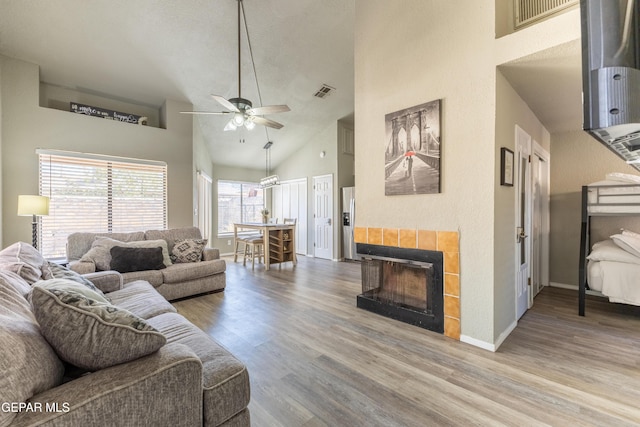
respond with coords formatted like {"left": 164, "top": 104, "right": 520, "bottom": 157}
{"left": 17, "top": 195, "right": 50, "bottom": 250}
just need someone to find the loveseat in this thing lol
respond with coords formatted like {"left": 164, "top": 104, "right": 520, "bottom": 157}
{"left": 66, "top": 227, "right": 225, "bottom": 301}
{"left": 0, "top": 241, "right": 250, "bottom": 426}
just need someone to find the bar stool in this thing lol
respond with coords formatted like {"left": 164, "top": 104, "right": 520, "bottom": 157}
{"left": 242, "top": 235, "right": 264, "bottom": 270}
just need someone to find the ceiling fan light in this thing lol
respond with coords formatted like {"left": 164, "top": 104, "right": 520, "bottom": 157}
{"left": 244, "top": 119, "right": 256, "bottom": 130}
{"left": 224, "top": 119, "right": 237, "bottom": 131}
{"left": 233, "top": 112, "right": 245, "bottom": 126}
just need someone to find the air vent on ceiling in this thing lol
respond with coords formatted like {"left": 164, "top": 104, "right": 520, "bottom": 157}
{"left": 314, "top": 84, "right": 336, "bottom": 99}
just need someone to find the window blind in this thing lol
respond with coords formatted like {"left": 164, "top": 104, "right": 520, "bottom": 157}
{"left": 38, "top": 150, "right": 167, "bottom": 258}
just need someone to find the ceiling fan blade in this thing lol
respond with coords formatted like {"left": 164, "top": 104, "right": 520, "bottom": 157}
{"left": 180, "top": 111, "right": 230, "bottom": 115}
{"left": 252, "top": 116, "right": 284, "bottom": 130}
{"left": 211, "top": 95, "right": 240, "bottom": 113}
{"left": 248, "top": 105, "right": 291, "bottom": 116}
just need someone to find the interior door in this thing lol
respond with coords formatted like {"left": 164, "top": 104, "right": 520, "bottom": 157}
{"left": 530, "top": 144, "right": 550, "bottom": 302}
{"left": 515, "top": 126, "right": 532, "bottom": 320}
{"left": 313, "top": 174, "right": 333, "bottom": 260}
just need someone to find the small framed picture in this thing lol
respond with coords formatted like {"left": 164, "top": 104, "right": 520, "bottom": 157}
{"left": 501, "top": 147, "right": 514, "bottom": 186}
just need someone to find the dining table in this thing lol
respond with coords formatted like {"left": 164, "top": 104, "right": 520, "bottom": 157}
{"left": 233, "top": 222, "right": 297, "bottom": 270}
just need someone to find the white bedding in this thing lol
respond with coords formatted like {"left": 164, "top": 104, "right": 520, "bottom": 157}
{"left": 588, "top": 260, "right": 640, "bottom": 305}
{"left": 587, "top": 239, "right": 640, "bottom": 305}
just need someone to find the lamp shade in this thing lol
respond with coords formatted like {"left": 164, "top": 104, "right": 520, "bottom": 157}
{"left": 17, "top": 195, "right": 50, "bottom": 216}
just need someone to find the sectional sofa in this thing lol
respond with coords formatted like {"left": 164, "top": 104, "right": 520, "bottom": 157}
{"left": 0, "top": 241, "right": 250, "bottom": 426}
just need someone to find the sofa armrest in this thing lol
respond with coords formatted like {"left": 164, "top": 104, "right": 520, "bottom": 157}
{"left": 202, "top": 247, "right": 220, "bottom": 261}
{"left": 83, "top": 271, "right": 123, "bottom": 293}
{"left": 68, "top": 260, "right": 96, "bottom": 275}
{"left": 12, "top": 343, "right": 203, "bottom": 427}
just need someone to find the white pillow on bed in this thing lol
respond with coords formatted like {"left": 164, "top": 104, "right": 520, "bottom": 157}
{"left": 622, "top": 229, "right": 640, "bottom": 239}
{"left": 610, "top": 233, "right": 640, "bottom": 259}
{"left": 588, "top": 239, "right": 640, "bottom": 264}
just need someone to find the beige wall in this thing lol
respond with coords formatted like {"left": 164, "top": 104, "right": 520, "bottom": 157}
{"left": 0, "top": 63, "right": 3, "bottom": 246}
{"left": 355, "top": 0, "right": 497, "bottom": 345}
{"left": 275, "top": 121, "right": 341, "bottom": 257}
{"left": 1, "top": 55, "right": 195, "bottom": 246}
{"left": 550, "top": 130, "right": 640, "bottom": 286}
{"left": 494, "top": 71, "right": 550, "bottom": 338}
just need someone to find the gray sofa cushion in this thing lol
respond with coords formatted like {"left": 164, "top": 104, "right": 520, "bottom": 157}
{"left": 147, "top": 312, "right": 250, "bottom": 426}
{"left": 67, "top": 231, "right": 145, "bottom": 261}
{"left": 30, "top": 279, "right": 166, "bottom": 370}
{"left": 46, "top": 261, "right": 102, "bottom": 294}
{"left": 0, "top": 272, "right": 64, "bottom": 427}
{"left": 107, "top": 280, "right": 177, "bottom": 320}
{"left": 162, "top": 259, "right": 226, "bottom": 284}
{"left": 122, "top": 269, "right": 164, "bottom": 287}
{"left": 145, "top": 227, "right": 203, "bottom": 253}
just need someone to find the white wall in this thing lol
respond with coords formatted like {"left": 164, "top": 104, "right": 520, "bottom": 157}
{"left": 0, "top": 63, "right": 3, "bottom": 247}
{"left": 494, "top": 71, "right": 550, "bottom": 340}
{"left": 550, "top": 130, "right": 640, "bottom": 286}
{"left": 1, "top": 55, "right": 195, "bottom": 246}
{"left": 275, "top": 121, "right": 341, "bottom": 257}
{"left": 355, "top": 0, "right": 498, "bottom": 344}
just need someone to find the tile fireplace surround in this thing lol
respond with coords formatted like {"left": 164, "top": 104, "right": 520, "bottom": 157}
{"left": 354, "top": 227, "right": 460, "bottom": 340}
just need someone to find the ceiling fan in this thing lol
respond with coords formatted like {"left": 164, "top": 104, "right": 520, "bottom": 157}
{"left": 181, "top": 0, "right": 290, "bottom": 131}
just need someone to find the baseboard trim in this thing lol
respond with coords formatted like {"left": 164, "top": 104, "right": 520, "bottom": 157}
{"left": 550, "top": 282, "right": 604, "bottom": 297}
{"left": 460, "top": 319, "right": 518, "bottom": 353}
{"left": 460, "top": 335, "right": 496, "bottom": 352}
{"left": 550, "top": 281, "right": 576, "bottom": 290}
{"left": 494, "top": 320, "right": 518, "bottom": 351}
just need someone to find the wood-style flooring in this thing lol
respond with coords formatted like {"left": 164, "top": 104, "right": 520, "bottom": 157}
{"left": 173, "top": 256, "right": 640, "bottom": 427}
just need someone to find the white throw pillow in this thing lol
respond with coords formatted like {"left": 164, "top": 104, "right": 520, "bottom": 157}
{"left": 588, "top": 239, "right": 640, "bottom": 264}
{"left": 610, "top": 233, "right": 640, "bottom": 259}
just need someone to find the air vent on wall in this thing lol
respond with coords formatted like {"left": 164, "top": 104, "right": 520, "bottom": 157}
{"left": 314, "top": 84, "right": 336, "bottom": 99}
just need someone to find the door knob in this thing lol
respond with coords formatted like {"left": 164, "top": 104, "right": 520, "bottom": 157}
{"left": 516, "top": 227, "right": 527, "bottom": 243}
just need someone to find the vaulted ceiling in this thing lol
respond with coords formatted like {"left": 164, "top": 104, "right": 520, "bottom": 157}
{"left": 0, "top": 0, "right": 355, "bottom": 169}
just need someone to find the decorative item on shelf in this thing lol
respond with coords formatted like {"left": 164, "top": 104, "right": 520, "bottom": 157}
{"left": 70, "top": 102, "right": 147, "bottom": 125}
{"left": 260, "top": 208, "right": 269, "bottom": 224}
{"left": 283, "top": 231, "right": 290, "bottom": 240}
{"left": 17, "top": 195, "right": 50, "bottom": 250}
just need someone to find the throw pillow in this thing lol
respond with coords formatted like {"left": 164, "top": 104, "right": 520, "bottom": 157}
{"left": 30, "top": 279, "right": 166, "bottom": 370}
{"left": 170, "top": 238, "right": 207, "bottom": 263}
{"left": 611, "top": 233, "right": 640, "bottom": 258}
{"left": 0, "top": 241, "right": 47, "bottom": 283}
{"left": 110, "top": 246, "right": 166, "bottom": 273}
{"left": 46, "top": 261, "right": 102, "bottom": 294}
{"left": 80, "top": 237, "right": 172, "bottom": 271}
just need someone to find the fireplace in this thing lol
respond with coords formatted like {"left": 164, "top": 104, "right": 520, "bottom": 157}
{"left": 356, "top": 243, "right": 444, "bottom": 333}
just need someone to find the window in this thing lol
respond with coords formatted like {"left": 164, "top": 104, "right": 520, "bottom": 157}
{"left": 38, "top": 150, "right": 167, "bottom": 259}
{"left": 217, "top": 181, "right": 264, "bottom": 235}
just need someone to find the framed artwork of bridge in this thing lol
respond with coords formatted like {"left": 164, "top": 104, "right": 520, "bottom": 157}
{"left": 384, "top": 99, "right": 441, "bottom": 196}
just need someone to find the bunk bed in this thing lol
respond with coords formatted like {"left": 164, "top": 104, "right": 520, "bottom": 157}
{"left": 578, "top": 174, "right": 640, "bottom": 315}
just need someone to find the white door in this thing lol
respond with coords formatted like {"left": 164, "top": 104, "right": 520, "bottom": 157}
{"left": 530, "top": 142, "right": 551, "bottom": 302}
{"left": 272, "top": 178, "right": 308, "bottom": 255}
{"left": 515, "top": 126, "right": 532, "bottom": 320}
{"left": 313, "top": 174, "right": 333, "bottom": 259}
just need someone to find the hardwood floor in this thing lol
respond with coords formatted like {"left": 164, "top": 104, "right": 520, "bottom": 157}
{"left": 173, "top": 256, "right": 640, "bottom": 427}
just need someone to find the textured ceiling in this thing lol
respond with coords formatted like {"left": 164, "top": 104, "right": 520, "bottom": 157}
{"left": 499, "top": 39, "right": 583, "bottom": 134}
{"left": 0, "top": 0, "right": 355, "bottom": 170}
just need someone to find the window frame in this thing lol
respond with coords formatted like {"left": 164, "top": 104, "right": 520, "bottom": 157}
{"left": 217, "top": 180, "right": 265, "bottom": 237}
{"left": 37, "top": 149, "right": 168, "bottom": 259}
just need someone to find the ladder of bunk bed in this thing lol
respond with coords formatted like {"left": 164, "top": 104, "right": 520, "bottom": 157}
{"left": 578, "top": 185, "right": 589, "bottom": 316}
